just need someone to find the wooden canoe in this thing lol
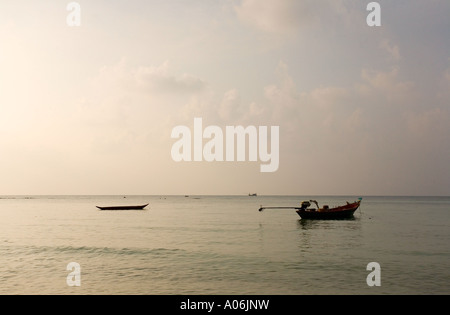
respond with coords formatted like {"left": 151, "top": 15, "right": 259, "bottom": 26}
{"left": 96, "top": 204, "right": 149, "bottom": 211}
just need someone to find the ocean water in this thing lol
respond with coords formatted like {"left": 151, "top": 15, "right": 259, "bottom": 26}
{"left": 0, "top": 195, "right": 448, "bottom": 295}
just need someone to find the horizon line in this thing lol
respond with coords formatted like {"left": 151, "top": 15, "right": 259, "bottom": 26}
{"left": 1, "top": 194, "right": 449, "bottom": 198}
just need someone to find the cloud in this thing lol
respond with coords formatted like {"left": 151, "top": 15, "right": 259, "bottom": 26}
{"left": 135, "top": 61, "right": 205, "bottom": 94}
{"left": 406, "top": 108, "right": 449, "bottom": 138}
{"left": 260, "top": 63, "right": 419, "bottom": 144}
{"left": 359, "top": 67, "right": 415, "bottom": 105}
{"left": 233, "top": 0, "right": 366, "bottom": 36}
{"left": 438, "top": 66, "right": 450, "bottom": 101}
{"left": 57, "top": 59, "right": 210, "bottom": 162}
{"left": 406, "top": 66, "right": 450, "bottom": 144}
{"left": 233, "top": 0, "right": 317, "bottom": 34}
{"left": 380, "top": 39, "right": 401, "bottom": 61}
{"left": 91, "top": 59, "right": 206, "bottom": 96}
{"left": 176, "top": 88, "right": 255, "bottom": 125}
{"left": 242, "top": 61, "right": 447, "bottom": 194}
{"left": 218, "top": 89, "right": 240, "bottom": 121}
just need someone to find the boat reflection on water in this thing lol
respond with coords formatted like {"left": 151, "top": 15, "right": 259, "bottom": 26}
{"left": 297, "top": 215, "right": 358, "bottom": 230}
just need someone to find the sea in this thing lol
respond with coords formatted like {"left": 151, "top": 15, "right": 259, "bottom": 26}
{"left": 0, "top": 195, "right": 448, "bottom": 295}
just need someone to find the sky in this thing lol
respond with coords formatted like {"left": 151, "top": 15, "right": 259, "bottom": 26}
{"left": 0, "top": 0, "right": 449, "bottom": 196}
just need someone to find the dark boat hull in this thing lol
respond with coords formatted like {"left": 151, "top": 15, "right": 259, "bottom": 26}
{"left": 96, "top": 204, "right": 148, "bottom": 211}
{"left": 296, "top": 201, "right": 360, "bottom": 220}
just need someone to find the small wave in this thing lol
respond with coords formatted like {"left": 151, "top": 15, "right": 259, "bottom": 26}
{"left": 8, "top": 244, "right": 185, "bottom": 257}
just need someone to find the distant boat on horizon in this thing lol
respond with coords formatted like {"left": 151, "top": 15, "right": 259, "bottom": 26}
{"left": 96, "top": 204, "right": 149, "bottom": 211}
{"left": 248, "top": 193, "right": 257, "bottom": 197}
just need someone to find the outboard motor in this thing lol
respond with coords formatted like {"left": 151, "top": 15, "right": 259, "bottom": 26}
{"left": 300, "top": 201, "right": 311, "bottom": 210}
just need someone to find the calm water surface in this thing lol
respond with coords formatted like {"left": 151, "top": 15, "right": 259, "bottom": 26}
{"left": 0, "top": 195, "right": 448, "bottom": 295}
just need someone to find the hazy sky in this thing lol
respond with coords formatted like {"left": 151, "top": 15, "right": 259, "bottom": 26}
{"left": 0, "top": 0, "right": 449, "bottom": 195}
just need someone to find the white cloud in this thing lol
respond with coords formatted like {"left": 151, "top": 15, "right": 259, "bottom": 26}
{"left": 218, "top": 89, "right": 241, "bottom": 121}
{"left": 1, "top": 1, "right": 449, "bottom": 195}
{"left": 91, "top": 59, "right": 205, "bottom": 96}
{"left": 234, "top": 0, "right": 317, "bottom": 34}
{"left": 233, "top": 0, "right": 365, "bottom": 36}
{"left": 380, "top": 39, "right": 401, "bottom": 61}
{"left": 135, "top": 61, "right": 205, "bottom": 94}
{"left": 251, "top": 61, "right": 450, "bottom": 194}
{"left": 359, "top": 67, "right": 415, "bottom": 105}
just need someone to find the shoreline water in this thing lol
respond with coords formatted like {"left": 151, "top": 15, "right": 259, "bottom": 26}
{"left": 0, "top": 195, "right": 449, "bottom": 295}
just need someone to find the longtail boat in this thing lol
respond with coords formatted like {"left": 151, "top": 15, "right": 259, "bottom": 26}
{"left": 259, "top": 198, "right": 362, "bottom": 220}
